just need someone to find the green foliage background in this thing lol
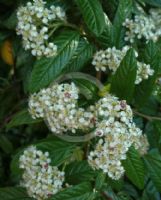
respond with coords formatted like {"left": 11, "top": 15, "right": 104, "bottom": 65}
{"left": 0, "top": 0, "right": 161, "bottom": 199}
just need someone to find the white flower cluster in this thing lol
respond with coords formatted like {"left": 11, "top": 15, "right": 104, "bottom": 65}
{"left": 123, "top": 15, "right": 157, "bottom": 43}
{"left": 29, "top": 83, "right": 95, "bottom": 134}
{"left": 88, "top": 94, "right": 149, "bottom": 180}
{"left": 123, "top": 8, "right": 161, "bottom": 44}
{"left": 150, "top": 8, "right": 161, "bottom": 38}
{"left": 19, "top": 146, "right": 65, "bottom": 200}
{"left": 16, "top": 0, "right": 66, "bottom": 57}
{"left": 28, "top": 83, "right": 149, "bottom": 180}
{"left": 92, "top": 46, "right": 154, "bottom": 84}
{"left": 135, "top": 62, "right": 154, "bottom": 84}
{"left": 92, "top": 46, "right": 130, "bottom": 73}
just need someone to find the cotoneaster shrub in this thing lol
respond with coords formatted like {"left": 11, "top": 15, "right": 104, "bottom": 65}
{"left": 0, "top": 0, "right": 161, "bottom": 200}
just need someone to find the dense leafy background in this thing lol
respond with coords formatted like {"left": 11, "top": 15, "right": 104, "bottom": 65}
{"left": 0, "top": 0, "right": 161, "bottom": 199}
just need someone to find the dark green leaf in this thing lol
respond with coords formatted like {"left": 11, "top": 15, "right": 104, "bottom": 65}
{"left": 142, "top": 181, "right": 160, "bottom": 200}
{"left": 145, "top": 122, "right": 160, "bottom": 149}
{"left": 144, "top": 149, "right": 161, "bottom": 192}
{"left": 95, "top": 171, "right": 106, "bottom": 190}
{"left": 113, "top": 0, "right": 132, "bottom": 26}
{"left": 74, "top": 79, "right": 99, "bottom": 100}
{"left": 107, "top": 178, "right": 124, "bottom": 191}
{"left": 2, "top": 10, "right": 17, "bottom": 30}
{"left": 65, "top": 161, "right": 95, "bottom": 184}
{"left": 111, "top": 48, "right": 137, "bottom": 102}
{"left": 64, "top": 38, "right": 94, "bottom": 72}
{"left": 124, "top": 183, "right": 140, "bottom": 199}
{"left": 75, "top": 0, "right": 106, "bottom": 36}
{"left": 122, "top": 147, "right": 145, "bottom": 189}
{"left": 50, "top": 182, "right": 95, "bottom": 200}
{"left": 142, "top": 0, "right": 161, "bottom": 7}
{"left": 113, "top": 0, "right": 133, "bottom": 48}
{"left": 104, "top": 187, "right": 119, "bottom": 200}
{"left": 97, "top": 0, "right": 133, "bottom": 49}
{"left": 0, "top": 187, "right": 33, "bottom": 200}
{"left": 0, "top": 134, "right": 13, "bottom": 154}
{"left": 6, "top": 109, "right": 42, "bottom": 129}
{"left": 134, "top": 41, "right": 161, "bottom": 107}
{"left": 29, "top": 30, "right": 79, "bottom": 92}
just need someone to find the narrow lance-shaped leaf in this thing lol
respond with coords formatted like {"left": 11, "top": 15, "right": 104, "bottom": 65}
{"left": 111, "top": 48, "right": 137, "bottom": 102}
{"left": 75, "top": 0, "right": 106, "bottom": 36}
{"left": 29, "top": 30, "right": 80, "bottom": 93}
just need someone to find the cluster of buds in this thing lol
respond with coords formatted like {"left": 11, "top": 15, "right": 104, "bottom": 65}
{"left": 19, "top": 146, "right": 65, "bottom": 200}
{"left": 29, "top": 83, "right": 95, "bottom": 134}
{"left": 88, "top": 94, "right": 149, "bottom": 180}
{"left": 92, "top": 46, "right": 154, "bottom": 84}
{"left": 16, "top": 0, "right": 66, "bottom": 57}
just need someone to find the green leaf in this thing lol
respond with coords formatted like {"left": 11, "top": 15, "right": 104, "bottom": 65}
{"left": 0, "top": 187, "right": 33, "bottom": 200}
{"left": 113, "top": 0, "right": 132, "bottom": 26}
{"left": 95, "top": 171, "right": 106, "bottom": 190}
{"left": 142, "top": 0, "right": 161, "bottom": 7}
{"left": 11, "top": 136, "right": 76, "bottom": 182}
{"left": 145, "top": 121, "right": 160, "bottom": 149}
{"left": 65, "top": 161, "right": 95, "bottom": 184}
{"left": 104, "top": 187, "right": 120, "bottom": 200}
{"left": 0, "top": 134, "right": 13, "bottom": 154}
{"left": 134, "top": 41, "right": 161, "bottom": 107}
{"left": 97, "top": 3, "right": 132, "bottom": 49}
{"left": 97, "top": 26, "right": 114, "bottom": 48}
{"left": 50, "top": 182, "right": 95, "bottom": 200}
{"left": 144, "top": 149, "right": 161, "bottom": 192}
{"left": 122, "top": 147, "right": 145, "bottom": 189}
{"left": 73, "top": 79, "right": 99, "bottom": 100}
{"left": 142, "top": 181, "right": 160, "bottom": 200}
{"left": 111, "top": 48, "right": 137, "bottom": 102}
{"left": 75, "top": 0, "right": 106, "bottom": 36}
{"left": 64, "top": 38, "right": 94, "bottom": 72}
{"left": 2, "top": 10, "right": 17, "bottom": 30}
{"left": 113, "top": 0, "right": 133, "bottom": 48}
{"left": 6, "top": 109, "right": 42, "bottom": 129}
{"left": 107, "top": 178, "right": 124, "bottom": 191}
{"left": 29, "top": 30, "right": 79, "bottom": 93}
{"left": 124, "top": 183, "right": 140, "bottom": 199}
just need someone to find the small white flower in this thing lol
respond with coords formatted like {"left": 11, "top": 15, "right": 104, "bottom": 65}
{"left": 123, "top": 14, "right": 158, "bottom": 43}
{"left": 88, "top": 93, "right": 149, "bottom": 180}
{"left": 16, "top": 0, "right": 66, "bottom": 58}
{"left": 19, "top": 146, "right": 65, "bottom": 200}
{"left": 28, "top": 82, "right": 95, "bottom": 134}
{"left": 92, "top": 46, "right": 154, "bottom": 84}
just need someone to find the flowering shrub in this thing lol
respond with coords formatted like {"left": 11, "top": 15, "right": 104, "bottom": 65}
{"left": 0, "top": 0, "right": 161, "bottom": 200}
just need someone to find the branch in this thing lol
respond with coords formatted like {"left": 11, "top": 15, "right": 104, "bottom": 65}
{"left": 96, "top": 71, "right": 102, "bottom": 81}
{"left": 133, "top": 110, "right": 161, "bottom": 121}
